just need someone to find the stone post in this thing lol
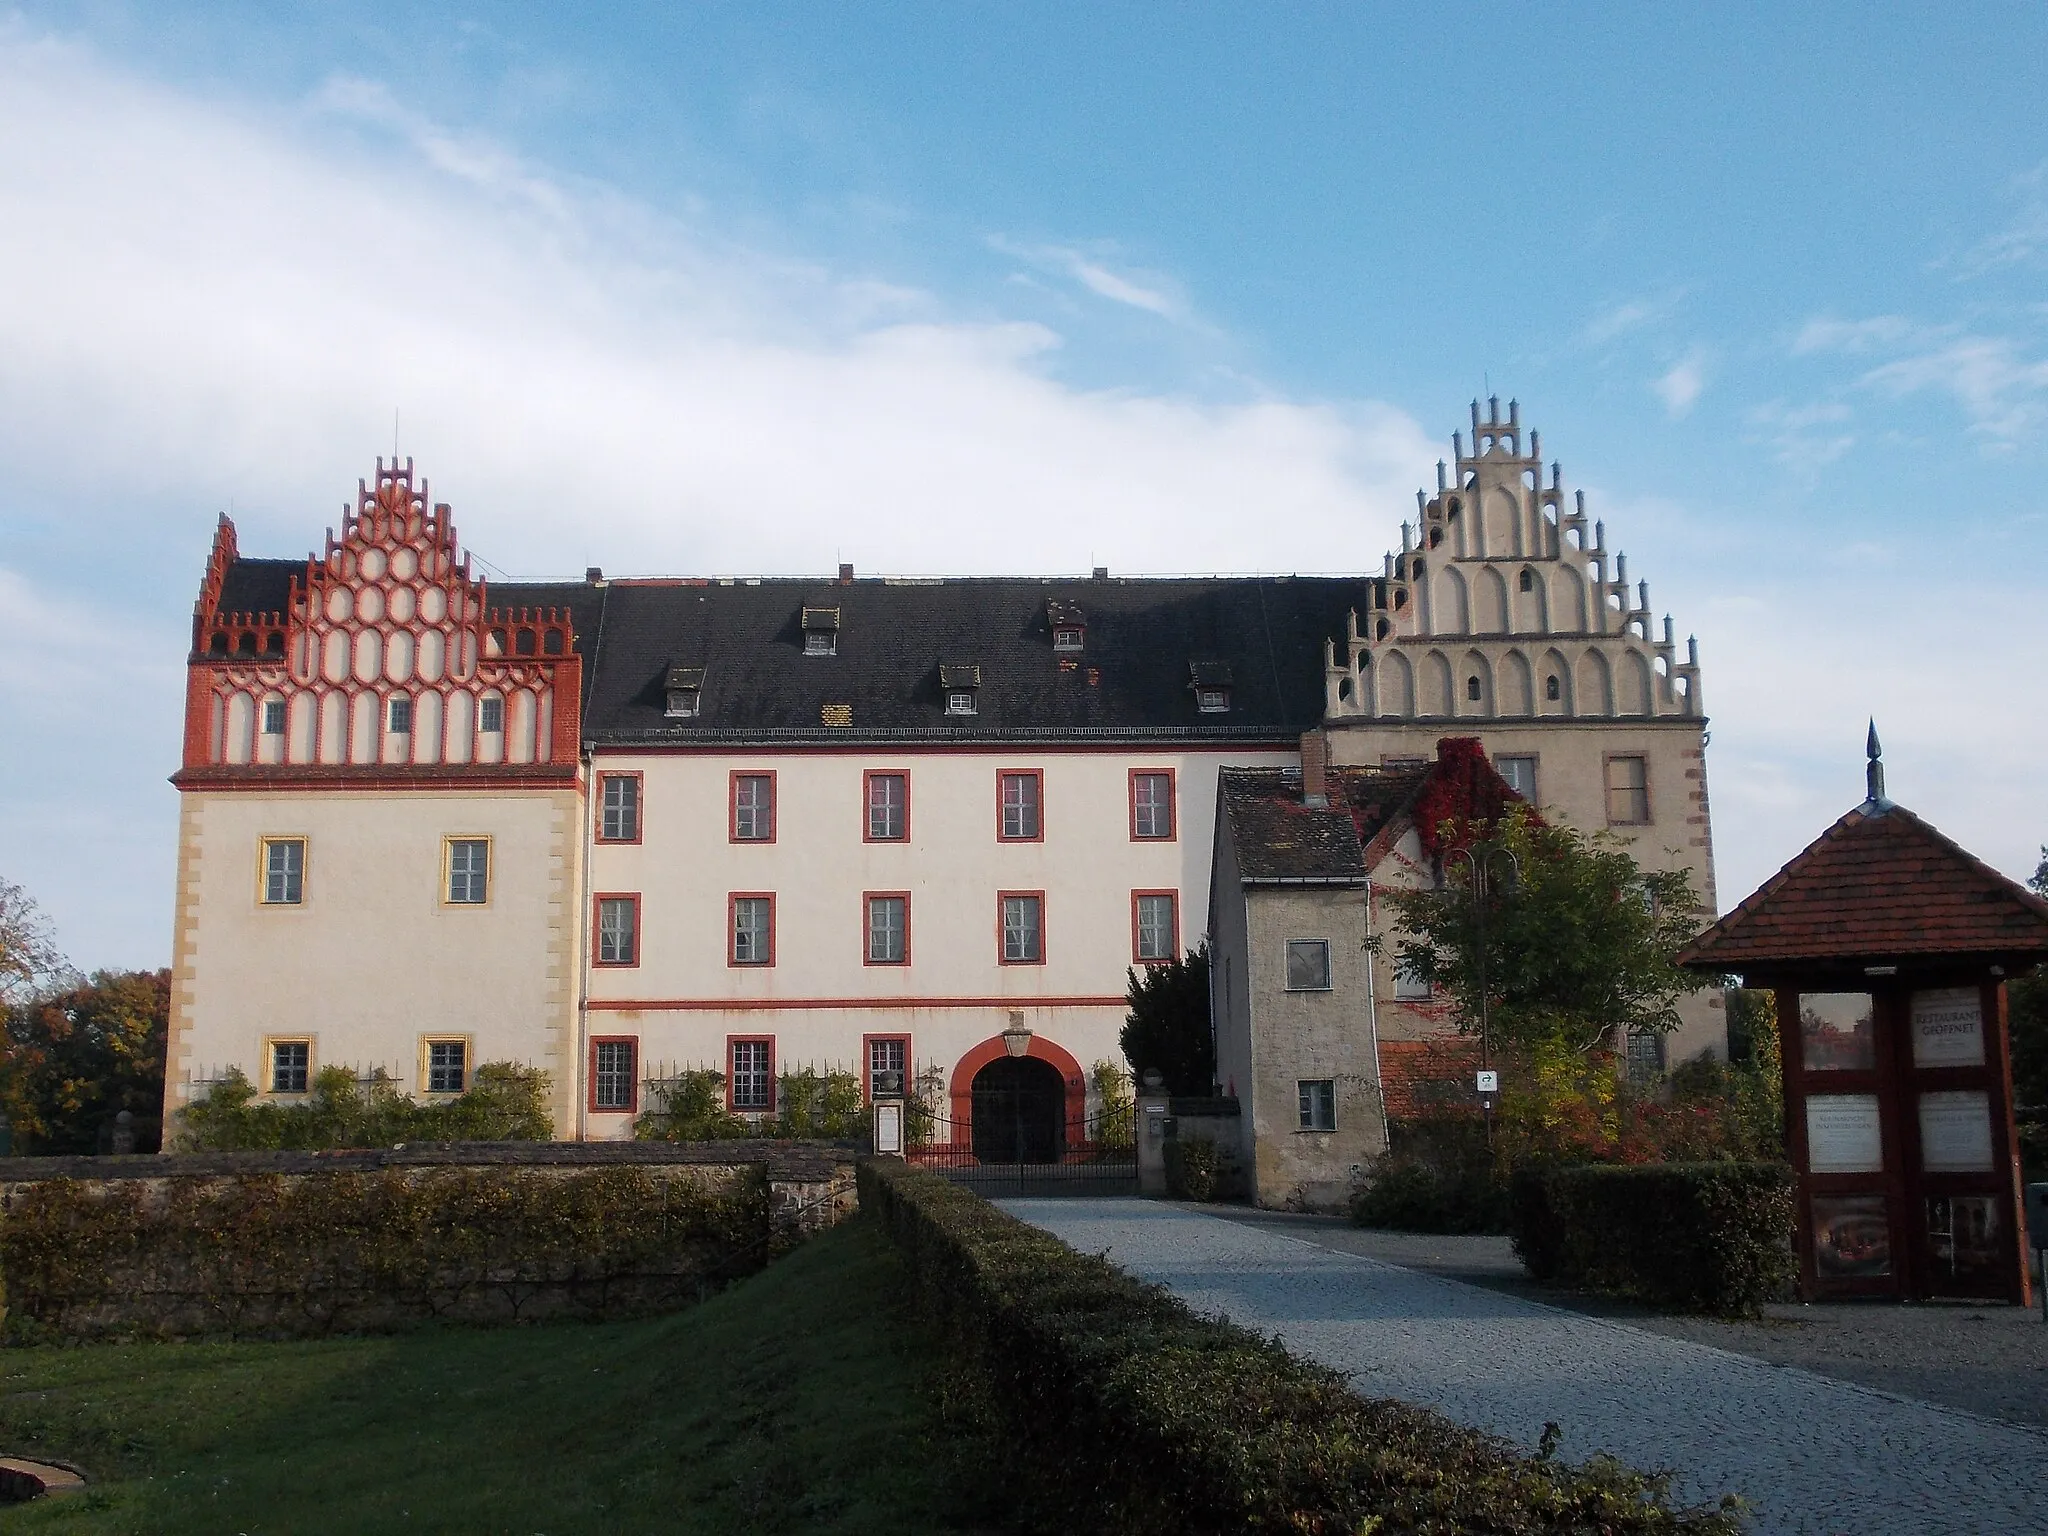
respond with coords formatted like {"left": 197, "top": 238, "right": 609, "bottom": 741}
{"left": 1136, "top": 1073, "right": 1172, "bottom": 1197}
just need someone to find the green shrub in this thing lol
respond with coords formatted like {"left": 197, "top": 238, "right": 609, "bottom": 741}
{"left": 1509, "top": 1162, "right": 1794, "bottom": 1317}
{"left": 772, "top": 1068, "right": 868, "bottom": 1140}
{"left": 1163, "top": 1134, "right": 1220, "bottom": 1201}
{"left": 1352, "top": 1113, "right": 1506, "bottom": 1233}
{"left": 635, "top": 1070, "right": 751, "bottom": 1142}
{"left": 175, "top": 1063, "right": 552, "bottom": 1151}
{"left": 0, "top": 1164, "right": 769, "bottom": 1340}
{"left": 860, "top": 1158, "right": 1738, "bottom": 1535}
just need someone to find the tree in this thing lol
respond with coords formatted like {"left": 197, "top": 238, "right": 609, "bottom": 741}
{"left": 1120, "top": 943, "right": 1214, "bottom": 1095}
{"left": 1382, "top": 806, "right": 1711, "bottom": 1058}
{"left": 0, "top": 878, "right": 68, "bottom": 1009}
{"left": 1, "top": 968, "right": 169, "bottom": 1152}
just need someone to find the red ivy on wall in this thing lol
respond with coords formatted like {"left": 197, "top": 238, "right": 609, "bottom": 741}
{"left": 1410, "top": 737, "right": 1541, "bottom": 856}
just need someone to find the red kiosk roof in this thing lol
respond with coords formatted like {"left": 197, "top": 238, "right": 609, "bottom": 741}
{"left": 1680, "top": 800, "right": 2048, "bottom": 971}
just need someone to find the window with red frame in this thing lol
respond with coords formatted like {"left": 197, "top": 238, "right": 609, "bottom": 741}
{"left": 1000, "top": 892, "right": 1044, "bottom": 963}
{"left": 595, "top": 895, "right": 639, "bottom": 966}
{"left": 592, "top": 1038, "right": 637, "bottom": 1112}
{"left": 1131, "top": 771, "right": 1174, "bottom": 839}
{"left": 866, "top": 772, "right": 907, "bottom": 840}
{"left": 732, "top": 774, "right": 774, "bottom": 840}
{"left": 730, "top": 1038, "right": 773, "bottom": 1111}
{"left": 598, "top": 774, "right": 641, "bottom": 841}
{"left": 867, "top": 1036, "right": 907, "bottom": 1101}
{"left": 866, "top": 894, "right": 908, "bottom": 964}
{"left": 731, "top": 896, "right": 773, "bottom": 965}
{"left": 1134, "top": 892, "right": 1177, "bottom": 963}
{"left": 998, "top": 771, "right": 1041, "bottom": 840}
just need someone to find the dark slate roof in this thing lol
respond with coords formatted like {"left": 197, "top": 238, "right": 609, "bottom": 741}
{"left": 1679, "top": 800, "right": 2048, "bottom": 971}
{"left": 200, "top": 561, "right": 1382, "bottom": 740}
{"left": 214, "top": 558, "right": 300, "bottom": 617}
{"left": 579, "top": 574, "right": 1382, "bottom": 742}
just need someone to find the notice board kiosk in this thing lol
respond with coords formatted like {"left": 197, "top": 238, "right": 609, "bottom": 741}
{"left": 1679, "top": 735, "right": 2046, "bottom": 1305}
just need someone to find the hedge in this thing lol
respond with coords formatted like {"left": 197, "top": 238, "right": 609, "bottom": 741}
{"left": 859, "top": 1159, "right": 1738, "bottom": 1535}
{"left": 1510, "top": 1162, "right": 1794, "bottom": 1318}
{"left": 0, "top": 1164, "right": 770, "bottom": 1340}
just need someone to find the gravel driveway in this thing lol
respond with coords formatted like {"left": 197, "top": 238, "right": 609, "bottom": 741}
{"left": 1002, "top": 1198, "right": 2048, "bottom": 1536}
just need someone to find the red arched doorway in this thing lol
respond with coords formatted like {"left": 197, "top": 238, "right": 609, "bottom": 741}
{"left": 948, "top": 1033, "right": 1088, "bottom": 1151}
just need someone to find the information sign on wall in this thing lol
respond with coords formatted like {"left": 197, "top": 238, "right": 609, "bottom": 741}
{"left": 1805, "top": 1094, "right": 1884, "bottom": 1173}
{"left": 1909, "top": 987, "right": 1985, "bottom": 1068}
{"left": 1917, "top": 1090, "right": 1995, "bottom": 1173}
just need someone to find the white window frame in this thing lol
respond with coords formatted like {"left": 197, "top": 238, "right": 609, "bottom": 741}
{"left": 597, "top": 896, "right": 638, "bottom": 966}
{"left": 445, "top": 838, "right": 490, "bottom": 906}
{"left": 593, "top": 1039, "right": 636, "bottom": 1112}
{"left": 1496, "top": 754, "right": 1538, "bottom": 803}
{"left": 999, "top": 772, "right": 1041, "bottom": 840}
{"left": 867, "top": 773, "right": 907, "bottom": 841}
{"left": 1131, "top": 772, "right": 1173, "bottom": 840}
{"left": 1052, "top": 627, "right": 1084, "bottom": 652}
{"left": 425, "top": 1038, "right": 467, "bottom": 1095}
{"left": 730, "top": 1039, "right": 773, "bottom": 1111}
{"left": 260, "top": 837, "right": 306, "bottom": 906}
{"left": 803, "top": 630, "right": 836, "bottom": 656}
{"left": 732, "top": 775, "right": 775, "bottom": 841}
{"left": 1298, "top": 1079, "right": 1337, "bottom": 1132}
{"left": 1135, "top": 893, "right": 1176, "bottom": 962}
{"left": 1196, "top": 687, "right": 1230, "bottom": 714}
{"left": 946, "top": 689, "right": 978, "bottom": 716}
{"left": 1001, "top": 894, "right": 1044, "bottom": 964}
{"left": 1393, "top": 961, "right": 1433, "bottom": 1002}
{"left": 1284, "top": 938, "right": 1332, "bottom": 992}
{"left": 599, "top": 775, "right": 640, "bottom": 842}
{"left": 866, "top": 895, "right": 907, "bottom": 964}
{"left": 732, "top": 896, "right": 773, "bottom": 965}
{"left": 270, "top": 1039, "right": 311, "bottom": 1095}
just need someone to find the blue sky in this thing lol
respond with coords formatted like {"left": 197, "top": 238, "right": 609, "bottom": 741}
{"left": 2, "top": 3, "right": 2045, "bottom": 968}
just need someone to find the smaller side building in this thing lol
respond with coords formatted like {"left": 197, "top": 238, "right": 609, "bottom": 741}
{"left": 1210, "top": 738, "right": 1521, "bottom": 1210}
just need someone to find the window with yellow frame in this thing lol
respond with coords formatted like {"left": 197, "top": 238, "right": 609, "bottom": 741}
{"left": 263, "top": 1036, "right": 314, "bottom": 1094}
{"left": 420, "top": 1035, "right": 472, "bottom": 1096}
{"left": 442, "top": 836, "right": 491, "bottom": 906}
{"left": 257, "top": 836, "right": 308, "bottom": 906}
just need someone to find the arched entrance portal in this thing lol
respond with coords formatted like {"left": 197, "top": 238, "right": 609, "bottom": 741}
{"left": 969, "top": 1055, "right": 1065, "bottom": 1164}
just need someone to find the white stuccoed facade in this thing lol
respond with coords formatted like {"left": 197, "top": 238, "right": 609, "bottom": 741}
{"left": 164, "top": 402, "right": 1725, "bottom": 1146}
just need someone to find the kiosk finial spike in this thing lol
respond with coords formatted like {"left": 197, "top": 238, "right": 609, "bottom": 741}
{"left": 1864, "top": 719, "right": 1890, "bottom": 808}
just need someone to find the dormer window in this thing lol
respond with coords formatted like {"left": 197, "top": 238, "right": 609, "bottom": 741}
{"left": 801, "top": 606, "right": 840, "bottom": 657}
{"left": 1047, "top": 600, "right": 1085, "bottom": 653}
{"left": 1189, "top": 661, "right": 1233, "bottom": 714}
{"left": 940, "top": 663, "right": 981, "bottom": 718}
{"left": 665, "top": 663, "right": 704, "bottom": 719}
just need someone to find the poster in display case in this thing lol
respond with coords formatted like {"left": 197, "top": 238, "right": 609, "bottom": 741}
{"left": 1917, "top": 1091, "right": 1995, "bottom": 1174}
{"left": 1813, "top": 1195, "right": 1892, "bottom": 1279}
{"left": 1799, "top": 992, "right": 1876, "bottom": 1071}
{"left": 1926, "top": 1195, "right": 2003, "bottom": 1286}
{"left": 1910, "top": 987, "right": 1985, "bottom": 1068}
{"left": 1805, "top": 1094, "right": 1883, "bottom": 1173}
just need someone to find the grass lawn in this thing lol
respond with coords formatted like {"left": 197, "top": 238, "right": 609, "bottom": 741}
{"left": 0, "top": 1215, "right": 984, "bottom": 1535}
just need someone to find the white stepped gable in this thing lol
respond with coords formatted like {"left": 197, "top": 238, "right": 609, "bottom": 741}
{"left": 1324, "top": 398, "right": 1702, "bottom": 722}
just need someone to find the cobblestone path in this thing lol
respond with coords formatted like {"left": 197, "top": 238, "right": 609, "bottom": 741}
{"left": 1002, "top": 1198, "right": 2047, "bottom": 1536}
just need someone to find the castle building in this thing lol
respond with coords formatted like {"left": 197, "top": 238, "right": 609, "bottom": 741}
{"left": 163, "top": 402, "right": 1721, "bottom": 1153}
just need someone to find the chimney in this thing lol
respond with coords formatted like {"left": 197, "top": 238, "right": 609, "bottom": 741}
{"left": 838, "top": 562, "right": 854, "bottom": 584}
{"left": 1092, "top": 565, "right": 1109, "bottom": 580}
{"left": 584, "top": 567, "right": 604, "bottom": 585}
{"left": 1301, "top": 727, "right": 1329, "bottom": 808}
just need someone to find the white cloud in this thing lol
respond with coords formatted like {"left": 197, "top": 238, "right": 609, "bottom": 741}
{"left": 1580, "top": 293, "right": 1680, "bottom": 347}
{"left": 0, "top": 25, "right": 1443, "bottom": 965}
{"left": 1792, "top": 314, "right": 1925, "bottom": 355}
{"left": 1946, "top": 159, "right": 2048, "bottom": 277}
{"left": 1653, "top": 352, "right": 1707, "bottom": 418}
{"left": 1744, "top": 399, "right": 1855, "bottom": 466}
{"left": 986, "top": 236, "right": 1191, "bottom": 322}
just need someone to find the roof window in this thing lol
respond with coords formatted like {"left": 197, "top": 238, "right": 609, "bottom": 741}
{"left": 665, "top": 663, "right": 704, "bottom": 719}
{"left": 1048, "top": 600, "right": 1086, "bottom": 653}
{"left": 940, "top": 662, "right": 981, "bottom": 717}
{"left": 801, "top": 606, "right": 840, "bottom": 656}
{"left": 1189, "top": 660, "right": 1233, "bottom": 714}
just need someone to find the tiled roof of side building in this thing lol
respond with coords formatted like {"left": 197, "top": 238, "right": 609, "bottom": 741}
{"left": 579, "top": 574, "right": 1383, "bottom": 742}
{"left": 1220, "top": 769, "right": 1368, "bottom": 881}
{"left": 1679, "top": 801, "right": 2048, "bottom": 969}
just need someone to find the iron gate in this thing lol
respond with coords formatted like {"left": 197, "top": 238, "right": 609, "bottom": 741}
{"left": 908, "top": 1094, "right": 1137, "bottom": 1197}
